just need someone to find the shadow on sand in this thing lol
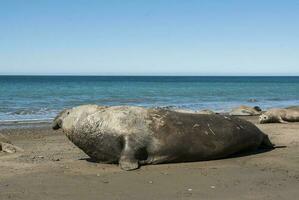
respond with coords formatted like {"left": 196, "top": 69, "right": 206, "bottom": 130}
{"left": 227, "top": 145, "right": 286, "bottom": 160}
{"left": 80, "top": 145, "right": 287, "bottom": 167}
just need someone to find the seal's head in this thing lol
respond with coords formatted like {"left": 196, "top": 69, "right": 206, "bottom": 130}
{"left": 259, "top": 114, "right": 270, "bottom": 124}
{"left": 52, "top": 104, "right": 104, "bottom": 130}
{"left": 52, "top": 109, "right": 71, "bottom": 130}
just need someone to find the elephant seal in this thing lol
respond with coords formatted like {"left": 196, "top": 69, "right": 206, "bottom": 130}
{"left": 259, "top": 108, "right": 299, "bottom": 124}
{"left": 286, "top": 106, "right": 299, "bottom": 111}
{"left": 229, "top": 105, "right": 262, "bottom": 116}
{"left": 0, "top": 134, "right": 23, "bottom": 153}
{"left": 53, "top": 105, "right": 274, "bottom": 171}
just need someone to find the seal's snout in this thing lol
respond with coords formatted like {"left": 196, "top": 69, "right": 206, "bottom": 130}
{"left": 259, "top": 114, "right": 268, "bottom": 124}
{"left": 52, "top": 119, "right": 62, "bottom": 130}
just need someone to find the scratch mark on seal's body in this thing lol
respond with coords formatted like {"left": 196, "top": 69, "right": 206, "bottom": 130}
{"left": 207, "top": 123, "right": 216, "bottom": 135}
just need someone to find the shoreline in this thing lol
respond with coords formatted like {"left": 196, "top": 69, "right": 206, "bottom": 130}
{"left": 0, "top": 104, "right": 298, "bottom": 124}
{"left": 0, "top": 119, "right": 51, "bottom": 130}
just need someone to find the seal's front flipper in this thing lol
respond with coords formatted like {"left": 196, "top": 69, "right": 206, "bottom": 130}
{"left": 119, "top": 135, "right": 139, "bottom": 171}
{"left": 119, "top": 159, "right": 139, "bottom": 171}
{"left": 278, "top": 117, "right": 288, "bottom": 124}
{"left": 261, "top": 134, "right": 274, "bottom": 149}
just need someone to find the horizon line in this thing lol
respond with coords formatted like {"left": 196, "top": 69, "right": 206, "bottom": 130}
{"left": 0, "top": 73, "right": 299, "bottom": 77}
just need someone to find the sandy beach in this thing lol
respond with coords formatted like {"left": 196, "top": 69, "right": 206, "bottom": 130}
{"left": 2, "top": 0, "right": 299, "bottom": 199}
{"left": 0, "top": 116, "right": 298, "bottom": 200}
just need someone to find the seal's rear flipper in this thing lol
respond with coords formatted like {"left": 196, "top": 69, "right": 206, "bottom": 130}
{"left": 119, "top": 135, "right": 140, "bottom": 171}
{"left": 278, "top": 117, "right": 288, "bottom": 124}
{"left": 260, "top": 135, "right": 275, "bottom": 149}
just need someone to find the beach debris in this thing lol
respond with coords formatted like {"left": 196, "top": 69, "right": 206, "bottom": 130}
{"left": 30, "top": 155, "right": 45, "bottom": 162}
{"left": 32, "top": 155, "right": 44, "bottom": 159}
{"left": 52, "top": 158, "right": 60, "bottom": 161}
{"left": 210, "top": 186, "right": 216, "bottom": 189}
{"left": 148, "top": 180, "right": 153, "bottom": 184}
{"left": 187, "top": 188, "right": 193, "bottom": 192}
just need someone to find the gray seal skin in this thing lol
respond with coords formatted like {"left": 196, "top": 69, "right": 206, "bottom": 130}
{"left": 0, "top": 133, "right": 23, "bottom": 153}
{"left": 53, "top": 105, "right": 274, "bottom": 171}
{"left": 259, "top": 108, "right": 299, "bottom": 124}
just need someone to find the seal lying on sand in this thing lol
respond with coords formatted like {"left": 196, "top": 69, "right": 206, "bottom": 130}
{"left": 259, "top": 108, "right": 299, "bottom": 124}
{"left": 286, "top": 106, "right": 299, "bottom": 111}
{"left": 229, "top": 105, "right": 262, "bottom": 116}
{"left": 53, "top": 105, "right": 274, "bottom": 171}
{"left": 0, "top": 133, "right": 23, "bottom": 153}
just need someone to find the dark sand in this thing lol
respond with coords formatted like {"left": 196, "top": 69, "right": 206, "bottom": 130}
{"left": 1, "top": 116, "right": 299, "bottom": 200}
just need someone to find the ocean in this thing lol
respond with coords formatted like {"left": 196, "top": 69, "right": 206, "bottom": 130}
{"left": 0, "top": 76, "right": 298, "bottom": 122}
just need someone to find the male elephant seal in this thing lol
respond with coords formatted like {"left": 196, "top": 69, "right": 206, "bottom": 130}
{"left": 53, "top": 105, "right": 274, "bottom": 171}
{"left": 259, "top": 108, "right": 299, "bottom": 124}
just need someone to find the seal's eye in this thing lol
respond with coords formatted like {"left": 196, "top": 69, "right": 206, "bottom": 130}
{"left": 67, "top": 112, "right": 70, "bottom": 115}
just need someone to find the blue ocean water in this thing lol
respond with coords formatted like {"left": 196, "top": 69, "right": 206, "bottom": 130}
{"left": 0, "top": 76, "right": 298, "bottom": 122}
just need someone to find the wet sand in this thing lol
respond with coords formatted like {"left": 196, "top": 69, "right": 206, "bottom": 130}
{"left": 1, "top": 116, "right": 299, "bottom": 200}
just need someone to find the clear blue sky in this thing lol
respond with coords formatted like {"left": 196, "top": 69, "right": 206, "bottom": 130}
{"left": 1, "top": 0, "right": 299, "bottom": 75}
